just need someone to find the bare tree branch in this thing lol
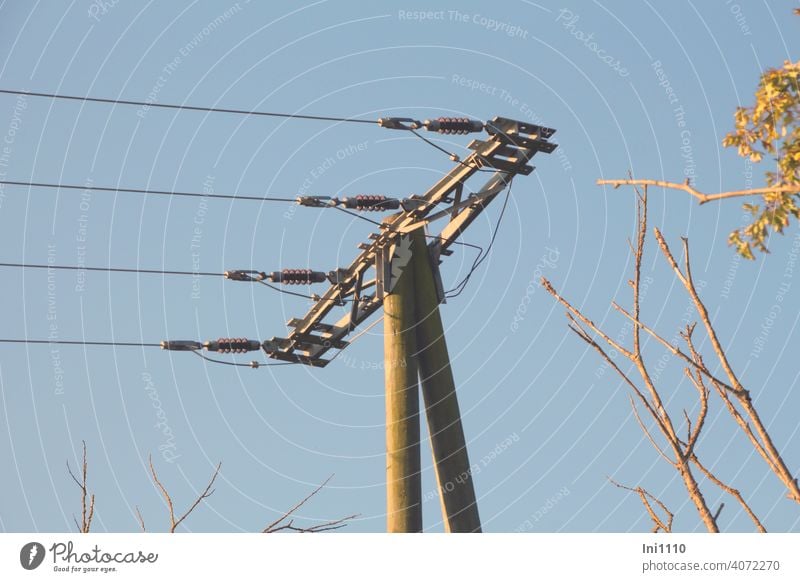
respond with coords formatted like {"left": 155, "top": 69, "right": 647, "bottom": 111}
{"left": 148, "top": 455, "right": 174, "bottom": 530}
{"left": 611, "top": 302, "right": 736, "bottom": 394}
{"left": 172, "top": 464, "right": 220, "bottom": 532}
{"left": 680, "top": 327, "right": 710, "bottom": 461}
{"left": 609, "top": 478, "right": 673, "bottom": 533}
{"left": 625, "top": 188, "right": 682, "bottom": 451}
{"left": 654, "top": 231, "right": 745, "bottom": 395}
{"left": 264, "top": 513, "right": 359, "bottom": 534}
{"left": 64, "top": 447, "right": 357, "bottom": 533}
{"left": 66, "top": 441, "right": 95, "bottom": 533}
{"left": 655, "top": 229, "right": 800, "bottom": 504}
{"left": 545, "top": 190, "right": 724, "bottom": 531}
{"left": 630, "top": 180, "right": 647, "bottom": 358}
{"left": 263, "top": 475, "right": 358, "bottom": 533}
{"left": 597, "top": 178, "right": 799, "bottom": 205}
{"left": 540, "top": 278, "right": 633, "bottom": 359}
{"left": 627, "top": 395, "right": 674, "bottom": 466}
{"left": 712, "top": 502, "right": 725, "bottom": 522}
{"left": 148, "top": 455, "right": 221, "bottom": 533}
{"left": 689, "top": 454, "right": 766, "bottom": 533}
{"left": 135, "top": 506, "right": 146, "bottom": 533}
{"left": 558, "top": 306, "right": 667, "bottom": 443}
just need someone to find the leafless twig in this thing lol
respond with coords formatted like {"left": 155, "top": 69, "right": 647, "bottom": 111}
{"left": 134, "top": 506, "right": 146, "bottom": 532}
{"left": 544, "top": 187, "right": 719, "bottom": 531}
{"left": 540, "top": 186, "right": 787, "bottom": 531}
{"left": 597, "top": 178, "right": 798, "bottom": 205}
{"left": 148, "top": 455, "right": 221, "bottom": 533}
{"left": 654, "top": 229, "right": 800, "bottom": 504}
{"left": 66, "top": 440, "right": 95, "bottom": 533}
{"left": 688, "top": 454, "right": 766, "bottom": 532}
{"left": 262, "top": 475, "right": 358, "bottom": 533}
{"left": 609, "top": 478, "right": 673, "bottom": 533}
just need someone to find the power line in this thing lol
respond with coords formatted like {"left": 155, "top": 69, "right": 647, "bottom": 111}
{"left": 255, "top": 279, "right": 356, "bottom": 303}
{"left": 330, "top": 204, "right": 386, "bottom": 227}
{"left": 191, "top": 350, "right": 296, "bottom": 368}
{"left": 446, "top": 179, "right": 513, "bottom": 299}
{"left": 0, "top": 337, "right": 295, "bottom": 368}
{"left": 409, "top": 128, "right": 462, "bottom": 160}
{"left": 407, "top": 128, "right": 512, "bottom": 174}
{"left": 0, "top": 262, "right": 222, "bottom": 277}
{"left": 0, "top": 338, "right": 161, "bottom": 347}
{"left": 0, "top": 261, "right": 357, "bottom": 303}
{"left": 0, "top": 88, "right": 378, "bottom": 125}
{"left": 0, "top": 179, "right": 296, "bottom": 203}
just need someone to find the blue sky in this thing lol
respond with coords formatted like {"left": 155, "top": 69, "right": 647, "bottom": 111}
{"left": 0, "top": 0, "right": 798, "bottom": 533}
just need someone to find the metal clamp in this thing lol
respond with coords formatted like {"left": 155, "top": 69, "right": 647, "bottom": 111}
{"left": 224, "top": 270, "right": 267, "bottom": 282}
{"left": 377, "top": 117, "right": 422, "bottom": 130}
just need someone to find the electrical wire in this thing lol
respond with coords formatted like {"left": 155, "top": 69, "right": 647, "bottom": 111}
{"left": 0, "top": 179, "right": 297, "bottom": 203}
{"left": 409, "top": 128, "right": 462, "bottom": 160}
{"left": 0, "top": 260, "right": 360, "bottom": 304}
{"left": 0, "top": 338, "right": 296, "bottom": 368}
{"left": 190, "top": 350, "right": 297, "bottom": 368}
{"left": 445, "top": 185, "right": 510, "bottom": 298}
{"left": 445, "top": 179, "right": 513, "bottom": 299}
{"left": 0, "top": 262, "right": 223, "bottom": 277}
{"left": 1, "top": 179, "right": 496, "bottom": 302}
{"left": 330, "top": 204, "right": 386, "bottom": 228}
{"left": 0, "top": 88, "right": 529, "bottom": 369}
{"left": 0, "top": 338, "right": 161, "bottom": 347}
{"left": 256, "top": 279, "right": 355, "bottom": 303}
{"left": 0, "top": 88, "right": 378, "bottom": 125}
{"left": 408, "top": 128, "right": 512, "bottom": 175}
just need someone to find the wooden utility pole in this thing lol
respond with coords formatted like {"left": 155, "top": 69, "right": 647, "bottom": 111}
{"left": 244, "top": 117, "right": 556, "bottom": 532}
{"left": 383, "top": 235, "right": 423, "bottom": 532}
{"left": 410, "top": 229, "right": 481, "bottom": 532}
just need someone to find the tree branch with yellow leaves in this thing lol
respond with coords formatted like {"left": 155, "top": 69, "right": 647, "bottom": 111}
{"left": 599, "top": 34, "right": 800, "bottom": 259}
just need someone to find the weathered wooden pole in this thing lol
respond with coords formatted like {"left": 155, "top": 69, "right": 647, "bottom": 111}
{"left": 383, "top": 234, "right": 423, "bottom": 532}
{"left": 410, "top": 228, "right": 481, "bottom": 532}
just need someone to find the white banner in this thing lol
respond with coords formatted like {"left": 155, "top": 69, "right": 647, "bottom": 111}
{"left": 1, "top": 533, "right": 798, "bottom": 581}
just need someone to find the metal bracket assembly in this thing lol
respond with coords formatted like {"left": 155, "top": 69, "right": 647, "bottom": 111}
{"left": 260, "top": 116, "right": 556, "bottom": 367}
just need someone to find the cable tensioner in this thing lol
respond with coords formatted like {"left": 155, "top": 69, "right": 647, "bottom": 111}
{"left": 296, "top": 194, "right": 425, "bottom": 212}
{"left": 160, "top": 337, "right": 262, "bottom": 352}
{"left": 224, "top": 268, "right": 342, "bottom": 286}
{"left": 161, "top": 337, "right": 265, "bottom": 368}
{"left": 377, "top": 116, "right": 485, "bottom": 134}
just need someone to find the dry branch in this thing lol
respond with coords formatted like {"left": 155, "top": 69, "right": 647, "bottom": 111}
{"left": 654, "top": 229, "right": 800, "bottom": 504}
{"left": 262, "top": 475, "right": 358, "bottom": 533}
{"left": 66, "top": 440, "right": 95, "bottom": 533}
{"left": 540, "top": 187, "right": 790, "bottom": 532}
{"left": 134, "top": 506, "right": 146, "bottom": 532}
{"left": 549, "top": 178, "right": 800, "bottom": 529}
{"left": 609, "top": 478, "right": 673, "bottom": 533}
{"left": 148, "top": 455, "right": 221, "bottom": 533}
{"left": 597, "top": 178, "right": 799, "bottom": 205}
{"left": 689, "top": 455, "right": 766, "bottom": 532}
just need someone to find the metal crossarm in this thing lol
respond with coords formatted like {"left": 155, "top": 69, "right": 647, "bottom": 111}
{"left": 264, "top": 117, "right": 556, "bottom": 367}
